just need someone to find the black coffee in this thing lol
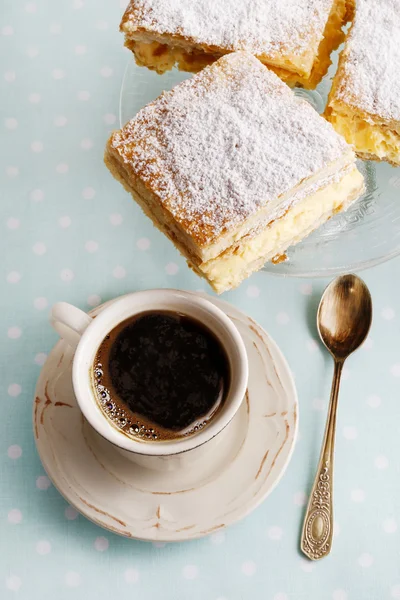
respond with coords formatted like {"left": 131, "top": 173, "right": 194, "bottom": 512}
{"left": 92, "top": 311, "right": 230, "bottom": 442}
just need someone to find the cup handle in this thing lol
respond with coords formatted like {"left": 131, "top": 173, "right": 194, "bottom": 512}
{"left": 50, "top": 302, "right": 93, "bottom": 349}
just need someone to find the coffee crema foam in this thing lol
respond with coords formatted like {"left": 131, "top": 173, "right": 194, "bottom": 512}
{"left": 93, "top": 362, "right": 210, "bottom": 441}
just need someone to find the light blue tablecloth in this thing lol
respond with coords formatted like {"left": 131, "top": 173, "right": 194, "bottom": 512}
{"left": 1, "top": 2, "right": 400, "bottom": 598}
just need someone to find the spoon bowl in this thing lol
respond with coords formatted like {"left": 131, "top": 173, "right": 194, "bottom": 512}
{"left": 318, "top": 274, "right": 373, "bottom": 361}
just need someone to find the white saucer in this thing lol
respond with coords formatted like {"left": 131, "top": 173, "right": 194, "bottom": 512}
{"left": 33, "top": 294, "right": 298, "bottom": 542}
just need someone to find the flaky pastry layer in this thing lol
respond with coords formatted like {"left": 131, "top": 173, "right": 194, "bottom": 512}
{"left": 122, "top": 0, "right": 346, "bottom": 89}
{"left": 326, "top": 110, "right": 400, "bottom": 167}
{"left": 106, "top": 143, "right": 364, "bottom": 292}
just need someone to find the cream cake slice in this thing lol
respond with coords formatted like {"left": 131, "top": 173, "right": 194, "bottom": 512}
{"left": 120, "top": 0, "right": 347, "bottom": 89}
{"left": 325, "top": 0, "right": 400, "bottom": 166}
{"left": 105, "top": 52, "right": 364, "bottom": 293}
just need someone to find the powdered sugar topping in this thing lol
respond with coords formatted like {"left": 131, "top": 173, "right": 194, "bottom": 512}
{"left": 336, "top": 0, "right": 400, "bottom": 123}
{"left": 123, "top": 0, "right": 334, "bottom": 57}
{"left": 112, "top": 53, "right": 351, "bottom": 245}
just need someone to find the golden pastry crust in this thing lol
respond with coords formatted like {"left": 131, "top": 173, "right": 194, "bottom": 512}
{"left": 325, "top": 0, "right": 400, "bottom": 165}
{"left": 121, "top": 0, "right": 347, "bottom": 88}
{"left": 106, "top": 52, "right": 363, "bottom": 292}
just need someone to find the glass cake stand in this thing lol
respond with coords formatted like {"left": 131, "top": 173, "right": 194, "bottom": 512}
{"left": 119, "top": 51, "right": 400, "bottom": 278}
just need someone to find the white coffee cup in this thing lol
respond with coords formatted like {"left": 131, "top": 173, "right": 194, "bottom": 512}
{"left": 50, "top": 290, "right": 248, "bottom": 469}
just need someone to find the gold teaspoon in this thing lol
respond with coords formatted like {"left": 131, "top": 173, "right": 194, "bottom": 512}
{"left": 301, "top": 274, "right": 372, "bottom": 560}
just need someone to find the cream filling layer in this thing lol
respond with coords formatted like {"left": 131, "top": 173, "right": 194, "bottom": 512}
{"left": 198, "top": 166, "right": 364, "bottom": 293}
{"left": 328, "top": 112, "right": 400, "bottom": 165}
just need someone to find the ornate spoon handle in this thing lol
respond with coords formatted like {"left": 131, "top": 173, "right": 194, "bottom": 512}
{"left": 301, "top": 360, "right": 343, "bottom": 560}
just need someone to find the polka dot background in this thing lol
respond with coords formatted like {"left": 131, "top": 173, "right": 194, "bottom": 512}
{"left": 1, "top": 1, "right": 400, "bottom": 598}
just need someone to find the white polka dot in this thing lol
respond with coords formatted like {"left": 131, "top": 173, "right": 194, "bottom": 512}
{"left": 332, "top": 590, "right": 348, "bottom": 600}
{"left": 36, "top": 540, "right": 51, "bottom": 555}
{"left": 300, "top": 283, "right": 313, "bottom": 295}
{"left": 382, "top": 307, "right": 395, "bottom": 320}
{"left": 6, "top": 166, "right": 19, "bottom": 177}
{"left": 113, "top": 266, "right": 126, "bottom": 279}
{"left": 273, "top": 594, "right": 288, "bottom": 600}
{"left": 77, "top": 90, "right": 90, "bottom": 101}
{"left": 34, "top": 297, "right": 48, "bottom": 310}
{"left": 32, "top": 242, "right": 47, "bottom": 256}
{"left": 137, "top": 237, "right": 151, "bottom": 250}
{"left": 87, "top": 294, "right": 101, "bottom": 307}
{"left": 60, "top": 268, "right": 74, "bottom": 282}
{"left": 5, "top": 117, "right": 18, "bottom": 129}
{"left": 82, "top": 187, "right": 95, "bottom": 200}
{"left": 7, "top": 445, "right": 22, "bottom": 459}
{"left": 152, "top": 541, "right": 166, "bottom": 548}
{"left": 80, "top": 138, "right": 93, "bottom": 150}
{"left": 8, "top": 384, "right": 21, "bottom": 397}
{"left": 2, "top": 25, "right": 14, "bottom": 36}
{"left": 367, "top": 394, "right": 381, "bottom": 408}
{"left": 268, "top": 526, "right": 283, "bottom": 540}
{"left": 103, "top": 113, "right": 116, "bottom": 125}
{"left": 215, "top": 597, "right": 228, "bottom": 600}
{"left": 85, "top": 240, "right": 98, "bottom": 253}
{"left": 7, "top": 327, "right": 22, "bottom": 340}
{"left": 100, "top": 66, "right": 113, "bottom": 77}
{"left": 4, "top": 71, "right": 16, "bottom": 82}
{"left": 293, "top": 491, "right": 307, "bottom": 506}
{"left": 110, "top": 213, "right": 123, "bottom": 226}
{"left": 124, "top": 568, "right": 139, "bottom": 584}
{"left": 31, "top": 189, "right": 44, "bottom": 202}
{"left": 58, "top": 216, "right": 71, "bottom": 229}
{"left": 182, "top": 565, "right": 198, "bottom": 580}
{"left": 27, "top": 46, "right": 39, "bottom": 58}
{"left": 65, "top": 571, "right": 81, "bottom": 587}
{"left": 392, "top": 363, "right": 400, "bottom": 377}
{"left": 374, "top": 454, "right": 388, "bottom": 469}
{"left": 52, "top": 68, "right": 65, "bottom": 80}
{"left": 7, "top": 217, "right": 20, "bottom": 230}
{"left": 312, "top": 397, "right": 324, "bottom": 411}
{"left": 306, "top": 339, "right": 319, "bottom": 352}
{"left": 56, "top": 163, "right": 69, "bottom": 174}
{"left": 358, "top": 553, "right": 373, "bottom": 568}
{"left": 96, "top": 20, "right": 109, "bottom": 30}
{"left": 73, "top": 0, "right": 84, "bottom": 8}
{"left": 210, "top": 531, "right": 225, "bottom": 545}
{"left": 334, "top": 522, "right": 341, "bottom": 537}
{"left": 34, "top": 353, "right": 47, "bottom": 366}
{"left": 246, "top": 285, "right": 260, "bottom": 298}
{"left": 6, "top": 575, "right": 22, "bottom": 591}
{"left": 383, "top": 518, "right": 398, "bottom": 534}
{"left": 94, "top": 536, "right": 109, "bottom": 551}
{"left": 8, "top": 509, "right": 22, "bottom": 524}
{"left": 36, "top": 475, "right": 51, "bottom": 490}
{"left": 49, "top": 22, "right": 61, "bottom": 34}
{"left": 7, "top": 271, "right": 21, "bottom": 284}
{"left": 391, "top": 584, "right": 400, "bottom": 598}
{"left": 65, "top": 506, "right": 79, "bottom": 520}
{"left": 54, "top": 115, "right": 67, "bottom": 127}
{"left": 276, "top": 312, "right": 289, "bottom": 325}
{"left": 165, "top": 262, "right": 179, "bottom": 275}
{"left": 30, "top": 141, "right": 43, "bottom": 153}
{"left": 25, "top": 2, "right": 37, "bottom": 13}
{"left": 351, "top": 489, "right": 365, "bottom": 503}
{"left": 300, "top": 558, "right": 314, "bottom": 572}
{"left": 29, "top": 92, "right": 41, "bottom": 103}
{"left": 241, "top": 561, "right": 256, "bottom": 576}
{"left": 75, "top": 45, "right": 87, "bottom": 55}
{"left": 343, "top": 426, "right": 358, "bottom": 440}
